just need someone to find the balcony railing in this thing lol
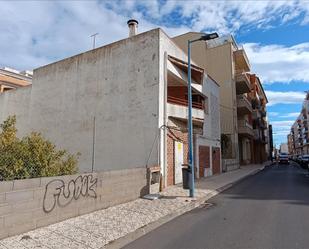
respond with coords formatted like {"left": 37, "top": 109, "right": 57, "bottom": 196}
{"left": 235, "top": 71, "right": 251, "bottom": 94}
{"left": 253, "top": 129, "right": 260, "bottom": 140}
{"left": 260, "top": 109, "right": 267, "bottom": 117}
{"left": 261, "top": 119, "right": 268, "bottom": 130}
{"left": 167, "top": 96, "right": 204, "bottom": 110}
{"left": 237, "top": 94, "right": 252, "bottom": 115}
{"left": 253, "top": 109, "right": 261, "bottom": 120}
{"left": 167, "top": 103, "right": 204, "bottom": 121}
{"left": 262, "top": 136, "right": 269, "bottom": 144}
{"left": 234, "top": 48, "right": 251, "bottom": 72}
{"left": 238, "top": 119, "right": 254, "bottom": 137}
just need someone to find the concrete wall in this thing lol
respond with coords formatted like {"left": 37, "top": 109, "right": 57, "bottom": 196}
{"left": 0, "top": 167, "right": 147, "bottom": 239}
{"left": 0, "top": 29, "right": 161, "bottom": 173}
{"left": 0, "top": 86, "right": 32, "bottom": 136}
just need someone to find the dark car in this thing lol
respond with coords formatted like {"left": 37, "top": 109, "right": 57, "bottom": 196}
{"left": 279, "top": 153, "right": 289, "bottom": 164}
{"left": 300, "top": 155, "right": 309, "bottom": 169}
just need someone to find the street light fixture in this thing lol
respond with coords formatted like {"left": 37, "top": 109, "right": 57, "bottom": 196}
{"left": 187, "top": 32, "right": 219, "bottom": 198}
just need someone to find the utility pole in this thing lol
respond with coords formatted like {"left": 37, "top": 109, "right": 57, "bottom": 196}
{"left": 187, "top": 33, "right": 218, "bottom": 198}
{"left": 90, "top": 33, "right": 99, "bottom": 49}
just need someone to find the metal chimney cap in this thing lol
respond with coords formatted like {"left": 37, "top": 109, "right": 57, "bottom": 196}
{"left": 127, "top": 19, "right": 138, "bottom": 25}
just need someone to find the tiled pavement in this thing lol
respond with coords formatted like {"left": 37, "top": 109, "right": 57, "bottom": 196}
{"left": 0, "top": 164, "right": 268, "bottom": 249}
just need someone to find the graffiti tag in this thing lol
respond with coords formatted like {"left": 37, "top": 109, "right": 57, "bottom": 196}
{"left": 43, "top": 174, "right": 97, "bottom": 213}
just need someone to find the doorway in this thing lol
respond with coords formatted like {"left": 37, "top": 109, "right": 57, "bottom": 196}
{"left": 174, "top": 141, "right": 184, "bottom": 184}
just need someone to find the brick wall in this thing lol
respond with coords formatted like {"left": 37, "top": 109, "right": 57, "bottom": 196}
{"left": 166, "top": 128, "right": 189, "bottom": 186}
{"left": 0, "top": 167, "right": 147, "bottom": 239}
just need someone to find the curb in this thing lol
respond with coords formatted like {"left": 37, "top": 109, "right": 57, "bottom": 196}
{"left": 104, "top": 165, "right": 267, "bottom": 249}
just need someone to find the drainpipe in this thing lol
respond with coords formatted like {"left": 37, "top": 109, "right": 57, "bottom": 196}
{"left": 163, "top": 52, "right": 168, "bottom": 188}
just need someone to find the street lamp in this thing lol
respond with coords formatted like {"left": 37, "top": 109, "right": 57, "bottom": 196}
{"left": 187, "top": 32, "right": 219, "bottom": 198}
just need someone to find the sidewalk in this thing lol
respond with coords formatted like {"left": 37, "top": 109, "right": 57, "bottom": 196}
{"left": 0, "top": 163, "right": 269, "bottom": 249}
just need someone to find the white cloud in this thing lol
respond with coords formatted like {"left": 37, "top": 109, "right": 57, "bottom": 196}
{"left": 271, "top": 120, "right": 294, "bottom": 127}
{"left": 265, "top": 91, "right": 305, "bottom": 106}
{"left": 0, "top": 1, "right": 189, "bottom": 71}
{"left": 268, "top": 112, "right": 279, "bottom": 117}
{"left": 244, "top": 42, "right": 309, "bottom": 83}
{"left": 280, "top": 112, "right": 301, "bottom": 118}
{"left": 1, "top": 0, "right": 309, "bottom": 79}
{"left": 271, "top": 120, "right": 294, "bottom": 142}
{"left": 106, "top": 0, "right": 309, "bottom": 34}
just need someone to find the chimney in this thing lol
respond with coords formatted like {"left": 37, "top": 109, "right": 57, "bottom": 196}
{"left": 127, "top": 19, "right": 138, "bottom": 37}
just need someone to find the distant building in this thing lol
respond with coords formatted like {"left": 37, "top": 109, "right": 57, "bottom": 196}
{"left": 269, "top": 124, "right": 274, "bottom": 159}
{"left": 0, "top": 67, "right": 32, "bottom": 93}
{"left": 287, "top": 133, "right": 294, "bottom": 155}
{"left": 249, "top": 74, "right": 269, "bottom": 163}
{"left": 288, "top": 92, "right": 309, "bottom": 156}
{"left": 173, "top": 33, "right": 269, "bottom": 170}
{"left": 279, "top": 143, "right": 288, "bottom": 154}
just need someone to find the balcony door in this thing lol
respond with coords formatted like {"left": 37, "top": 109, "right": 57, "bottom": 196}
{"left": 174, "top": 141, "right": 184, "bottom": 184}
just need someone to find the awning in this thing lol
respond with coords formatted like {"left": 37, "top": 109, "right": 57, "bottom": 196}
{"left": 167, "top": 60, "right": 205, "bottom": 97}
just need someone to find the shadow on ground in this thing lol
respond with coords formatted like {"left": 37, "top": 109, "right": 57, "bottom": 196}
{"left": 219, "top": 162, "right": 309, "bottom": 206}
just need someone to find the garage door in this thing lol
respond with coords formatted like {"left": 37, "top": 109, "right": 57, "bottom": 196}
{"left": 199, "top": 146, "right": 210, "bottom": 178}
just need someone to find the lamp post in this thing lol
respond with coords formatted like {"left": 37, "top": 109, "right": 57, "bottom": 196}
{"left": 187, "top": 33, "right": 218, "bottom": 197}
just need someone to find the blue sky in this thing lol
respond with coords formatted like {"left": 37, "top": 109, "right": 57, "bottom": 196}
{"left": 1, "top": 0, "right": 309, "bottom": 147}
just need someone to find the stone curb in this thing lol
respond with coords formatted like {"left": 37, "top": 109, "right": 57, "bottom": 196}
{"left": 104, "top": 164, "right": 267, "bottom": 249}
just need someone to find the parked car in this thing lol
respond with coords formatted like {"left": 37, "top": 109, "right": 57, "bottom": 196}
{"left": 300, "top": 155, "right": 309, "bottom": 169}
{"left": 279, "top": 153, "right": 289, "bottom": 164}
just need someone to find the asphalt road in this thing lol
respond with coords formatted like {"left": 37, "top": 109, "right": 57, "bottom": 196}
{"left": 123, "top": 162, "right": 309, "bottom": 249}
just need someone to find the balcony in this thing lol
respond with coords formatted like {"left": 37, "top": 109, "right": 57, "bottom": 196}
{"left": 260, "top": 108, "right": 266, "bottom": 117}
{"left": 262, "top": 135, "right": 268, "bottom": 144}
{"left": 261, "top": 119, "right": 268, "bottom": 130}
{"left": 234, "top": 48, "right": 251, "bottom": 72}
{"left": 167, "top": 95, "right": 203, "bottom": 109}
{"left": 238, "top": 119, "right": 254, "bottom": 137}
{"left": 253, "top": 129, "right": 260, "bottom": 140}
{"left": 167, "top": 97, "right": 204, "bottom": 121}
{"left": 252, "top": 109, "right": 261, "bottom": 120}
{"left": 235, "top": 71, "right": 251, "bottom": 94}
{"left": 237, "top": 95, "right": 252, "bottom": 115}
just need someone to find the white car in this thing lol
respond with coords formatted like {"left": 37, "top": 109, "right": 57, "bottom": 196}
{"left": 279, "top": 153, "right": 289, "bottom": 164}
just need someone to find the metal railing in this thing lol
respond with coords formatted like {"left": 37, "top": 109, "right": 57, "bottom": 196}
{"left": 237, "top": 94, "right": 252, "bottom": 107}
{"left": 167, "top": 96, "right": 204, "bottom": 110}
{"left": 238, "top": 119, "right": 253, "bottom": 129}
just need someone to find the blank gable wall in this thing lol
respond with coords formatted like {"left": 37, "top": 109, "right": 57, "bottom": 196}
{"left": 0, "top": 29, "right": 161, "bottom": 172}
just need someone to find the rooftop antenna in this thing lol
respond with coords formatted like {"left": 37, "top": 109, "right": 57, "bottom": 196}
{"left": 90, "top": 33, "right": 99, "bottom": 49}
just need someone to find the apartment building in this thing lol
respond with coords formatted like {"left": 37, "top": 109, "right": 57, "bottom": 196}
{"left": 174, "top": 33, "right": 265, "bottom": 170}
{"left": 249, "top": 74, "right": 269, "bottom": 163}
{"left": 0, "top": 67, "right": 32, "bottom": 93}
{"left": 288, "top": 93, "right": 309, "bottom": 156}
{"left": 290, "top": 117, "right": 302, "bottom": 155}
{"left": 287, "top": 134, "right": 293, "bottom": 155}
{"left": 0, "top": 25, "right": 220, "bottom": 189}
